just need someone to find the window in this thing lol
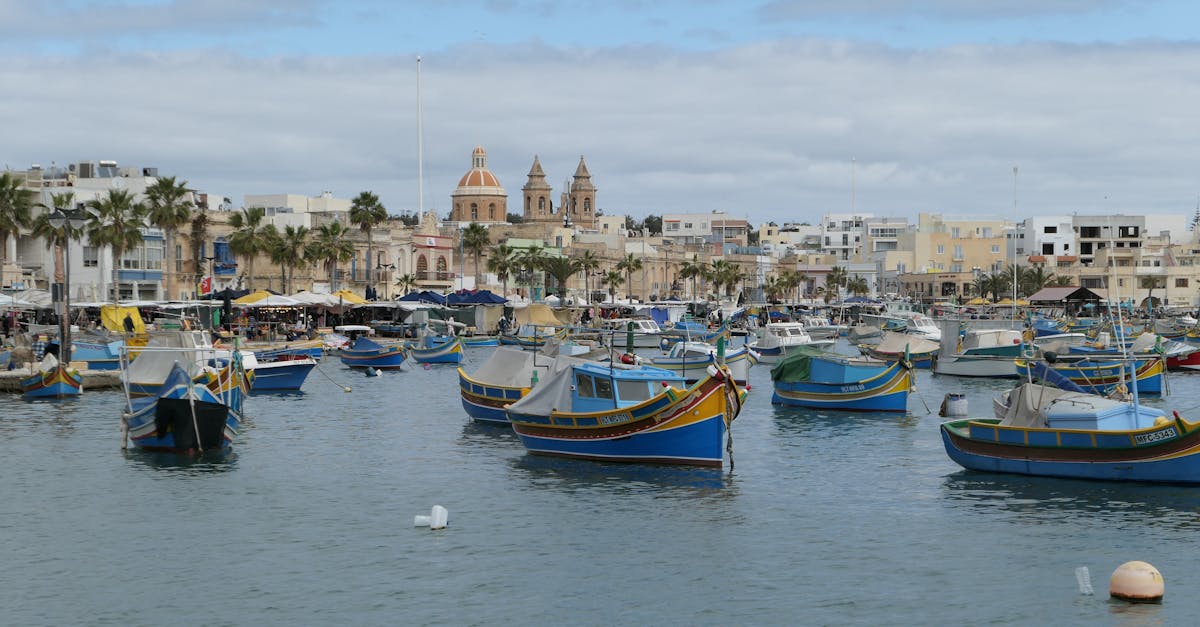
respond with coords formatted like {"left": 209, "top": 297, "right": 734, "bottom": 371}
{"left": 951, "top": 227, "right": 960, "bottom": 238}
{"left": 575, "top": 373, "right": 595, "bottom": 398}
{"left": 1042, "top": 243, "right": 1054, "bottom": 255}
{"left": 1044, "top": 226, "right": 1058, "bottom": 234}
{"left": 617, "top": 379, "right": 652, "bottom": 402}
{"left": 175, "top": 244, "right": 183, "bottom": 272}
{"left": 489, "top": 203, "right": 496, "bottom": 220}
{"left": 538, "top": 197, "right": 545, "bottom": 212}
{"left": 991, "top": 245, "right": 1000, "bottom": 254}
{"left": 82, "top": 246, "right": 99, "bottom": 268}
{"left": 470, "top": 203, "right": 478, "bottom": 221}
{"left": 953, "top": 245, "right": 963, "bottom": 259}
{"left": 594, "top": 376, "right": 614, "bottom": 399}
{"left": 666, "top": 222, "right": 680, "bottom": 231}
{"left": 416, "top": 255, "right": 428, "bottom": 273}
{"left": 584, "top": 198, "right": 591, "bottom": 213}
{"left": 937, "top": 244, "right": 945, "bottom": 255}
{"left": 1177, "top": 278, "right": 1189, "bottom": 288}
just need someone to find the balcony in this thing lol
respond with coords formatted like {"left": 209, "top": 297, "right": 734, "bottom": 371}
{"left": 414, "top": 271, "right": 457, "bottom": 283}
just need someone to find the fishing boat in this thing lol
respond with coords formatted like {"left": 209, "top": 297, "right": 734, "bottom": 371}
{"left": 458, "top": 347, "right": 583, "bottom": 424}
{"left": 121, "top": 355, "right": 247, "bottom": 453}
{"left": 597, "top": 318, "right": 666, "bottom": 349}
{"left": 462, "top": 335, "right": 499, "bottom": 347}
{"left": 407, "top": 334, "right": 464, "bottom": 364}
{"left": 499, "top": 323, "right": 562, "bottom": 348}
{"left": 505, "top": 361, "right": 746, "bottom": 467}
{"left": 251, "top": 352, "right": 318, "bottom": 391}
{"left": 748, "top": 322, "right": 835, "bottom": 363}
{"left": 931, "top": 320, "right": 1029, "bottom": 378}
{"left": 659, "top": 321, "right": 727, "bottom": 345}
{"left": 859, "top": 331, "right": 939, "bottom": 369}
{"left": 940, "top": 381, "right": 1200, "bottom": 483}
{"left": 338, "top": 336, "right": 408, "bottom": 369}
{"left": 123, "top": 330, "right": 252, "bottom": 396}
{"left": 770, "top": 346, "right": 913, "bottom": 412}
{"left": 20, "top": 354, "right": 83, "bottom": 398}
{"left": 903, "top": 314, "right": 942, "bottom": 341}
{"left": 70, "top": 336, "right": 123, "bottom": 370}
{"left": 798, "top": 315, "right": 847, "bottom": 340}
{"left": 649, "top": 340, "right": 759, "bottom": 384}
{"left": 1015, "top": 357, "right": 1165, "bottom": 395}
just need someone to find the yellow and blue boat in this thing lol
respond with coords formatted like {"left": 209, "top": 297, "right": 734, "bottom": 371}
{"left": 941, "top": 383, "right": 1200, "bottom": 483}
{"left": 505, "top": 361, "right": 745, "bottom": 467}
{"left": 458, "top": 347, "right": 569, "bottom": 424}
{"left": 1015, "top": 357, "right": 1164, "bottom": 395}
{"left": 407, "top": 334, "right": 464, "bottom": 364}
{"left": 770, "top": 346, "right": 912, "bottom": 412}
{"left": 21, "top": 358, "right": 83, "bottom": 399}
{"left": 338, "top": 336, "right": 407, "bottom": 369}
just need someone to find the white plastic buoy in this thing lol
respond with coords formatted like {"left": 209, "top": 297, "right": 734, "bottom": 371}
{"left": 939, "top": 393, "right": 968, "bottom": 417}
{"left": 1110, "top": 561, "right": 1164, "bottom": 603}
{"left": 414, "top": 505, "right": 449, "bottom": 530}
{"left": 369, "top": 367, "right": 381, "bottom": 377}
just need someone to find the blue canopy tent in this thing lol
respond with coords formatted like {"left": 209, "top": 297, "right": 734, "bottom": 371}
{"left": 447, "top": 289, "right": 507, "bottom": 306}
{"left": 397, "top": 290, "right": 448, "bottom": 305}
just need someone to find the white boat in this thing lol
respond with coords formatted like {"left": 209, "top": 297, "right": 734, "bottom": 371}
{"left": 748, "top": 322, "right": 836, "bottom": 363}
{"left": 932, "top": 319, "right": 1028, "bottom": 378}
{"left": 799, "top": 315, "right": 847, "bottom": 340}
{"left": 649, "top": 340, "right": 759, "bottom": 384}
{"left": 599, "top": 318, "right": 665, "bottom": 349}
{"left": 904, "top": 314, "right": 942, "bottom": 342}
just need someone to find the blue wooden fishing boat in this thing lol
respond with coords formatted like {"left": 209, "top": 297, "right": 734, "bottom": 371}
{"left": 122, "top": 359, "right": 246, "bottom": 453}
{"left": 458, "top": 347, "right": 571, "bottom": 424}
{"left": 505, "top": 361, "right": 746, "bottom": 466}
{"left": 70, "top": 338, "right": 123, "bottom": 370}
{"left": 338, "top": 336, "right": 407, "bottom": 369}
{"left": 1015, "top": 357, "right": 1164, "bottom": 395}
{"left": 407, "top": 334, "right": 464, "bottom": 364}
{"left": 462, "top": 335, "right": 499, "bottom": 347}
{"left": 941, "top": 382, "right": 1200, "bottom": 483}
{"left": 250, "top": 353, "right": 317, "bottom": 391}
{"left": 21, "top": 357, "right": 83, "bottom": 399}
{"left": 499, "top": 324, "right": 564, "bottom": 349}
{"left": 770, "top": 346, "right": 913, "bottom": 412}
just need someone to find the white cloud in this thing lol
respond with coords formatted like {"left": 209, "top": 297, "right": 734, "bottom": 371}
{"left": 3, "top": 36, "right": 1200, "bottom": 224}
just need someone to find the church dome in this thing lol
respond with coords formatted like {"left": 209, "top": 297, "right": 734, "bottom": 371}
{"left": 455, "top": 145, "right": 504, "bottom": 191}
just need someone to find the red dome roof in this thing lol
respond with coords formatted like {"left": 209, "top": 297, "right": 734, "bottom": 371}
{"left": 458, "top": 169, "right": 502, "bottom": 188}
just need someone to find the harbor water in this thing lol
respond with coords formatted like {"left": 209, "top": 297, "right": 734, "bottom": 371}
{"left": 3, "top": 342, "right": 1200, "bottom": 625}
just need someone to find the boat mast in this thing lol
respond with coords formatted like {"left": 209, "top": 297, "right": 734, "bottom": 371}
{"left": 1012, "top": 166, "right": 1018, "bottom": 323}
{"left": 416, "top": 55, "right": 424, "bottom": 228}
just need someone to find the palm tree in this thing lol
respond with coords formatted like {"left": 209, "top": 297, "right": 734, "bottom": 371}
{"left": 266, "top": 225, "right": 309, "bottom": 294}
{"left": 573, "top": 249, "right": 601, "bottom": 303}
{"left": 348, "top": 191, "right": 388, "bottom": 288}
{"left": 616, "top": 253, "right": 644, "bottom": 301}
{"left": 678, "top": 255, "right": 705, "bottom": 300}
{"left": 1050, "top": 275, "right": 1074, "bottom": 287}
{"left": 1140, "top": 275, "right": 1164, "bottom": 315}
{"left": 986, "top": 271, "right": 1012, "bottom": 302}
{"left": 763, "top": 275, "right": 785, "bottom": 301}
{"left": 144, "top": 176, "right": 194, "bottom": 298}
{"left": 85, "top": 189, "right": 148, "bottom": 303}
{"left": 395, "top": 273, "right": 417, "bottom": 296}
{"left": 34, "top": 191, "right": 80, "bottom": 286}
{"left": 846, "top": 274, "right": 870, "bottom": 297}
{"left": 307, "top": 221, "right": 356, "bottom": 290}
{"left": 189, "top": 209, "right": 210, "bottom": 288}
{"left": 825, "top": 265, "right": 848, "bottom": 303}
{"left": 707, "top": 259, "right": 744, "bottom": 299}
{"left": 0, "top": 171, "right": 35, "bottom": 264}
{"left": 487, "top": 244, "right": 515, "bottom": 299}
{"left": 514, "top": 245, "right": 547, "bottom": 300}
{"left": 228, "top": 207, "right": 274, "bottom": 290}
{"left": 461, "top": 222, "right": 491, "bottom": 286}
{"left": 1022, "top": 265, "right": 1055, "bottom": 297}
{"left": 602, "top": 269, "right": 625, "bottom": 302}
{"left": 542, "top": 256, "right": 581, "bottom": 297}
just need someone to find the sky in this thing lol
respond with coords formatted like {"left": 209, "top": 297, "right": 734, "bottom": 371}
{"left": 3, "top": 0, "right": 1200, "bottom": 224}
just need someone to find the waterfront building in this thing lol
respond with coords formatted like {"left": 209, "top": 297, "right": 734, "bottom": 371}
{"left": 450, "top": 146, "right": 507, "bottom": 224}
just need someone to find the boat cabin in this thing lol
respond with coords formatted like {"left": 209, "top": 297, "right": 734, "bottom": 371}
{"left": 599, "top": 318, "right": 663, "bottom": 334}
{"left": 570, "top": 363, "right": 683, "bottom": 413}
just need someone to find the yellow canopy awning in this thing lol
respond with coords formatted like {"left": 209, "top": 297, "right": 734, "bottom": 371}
{"left": 965, "top": 297, "right": 990, "bottom": 305}
{"left": 100, "top": 305, "right": 146, "bottom": 334}
{"left": 330, "top": 289, "right": 368, "bottom": 305}
{"left": 234, "top": 290, "right": 275, "bottom": 305}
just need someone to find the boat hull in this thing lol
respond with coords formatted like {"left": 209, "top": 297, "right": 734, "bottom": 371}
{"left": 338, "top": 347, "right": 407, "bottom": 369}
{"left": 21, "top": 365, "right": 83, "bottom": 398}
{"left": 251, "top": 358, "right": 317, "bottom": 391}
{"left": 507, "top": 369, "right": 743, "bottom": 467}
{"left": 649, "top": 348, "right": 757, "bottom": 384}
{"left": 932, "top": 354, "right": 1022, "bottom": 378}
{"left": 941, "top": 416, "right": 1200, "bottom": 483}
{"left": 409, "top": 337, "right": 464, "bottom": 364}
{"left": 772, "top": 361, "right": 912, "bottom": 412}
{"left": 458, "top": 368, "right": 527, "bottom": 424}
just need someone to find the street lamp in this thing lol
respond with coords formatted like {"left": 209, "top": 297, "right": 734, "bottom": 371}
{"left": 48, "top": 206, "right": 87, "bottom": 364}
{"left": 376, "top": 263, "right": 395, "bottom": 299}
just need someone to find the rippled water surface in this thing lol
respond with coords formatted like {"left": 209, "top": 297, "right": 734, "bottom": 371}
{"left": 3, "top": 343, "right": 1200, "bottom": 625}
